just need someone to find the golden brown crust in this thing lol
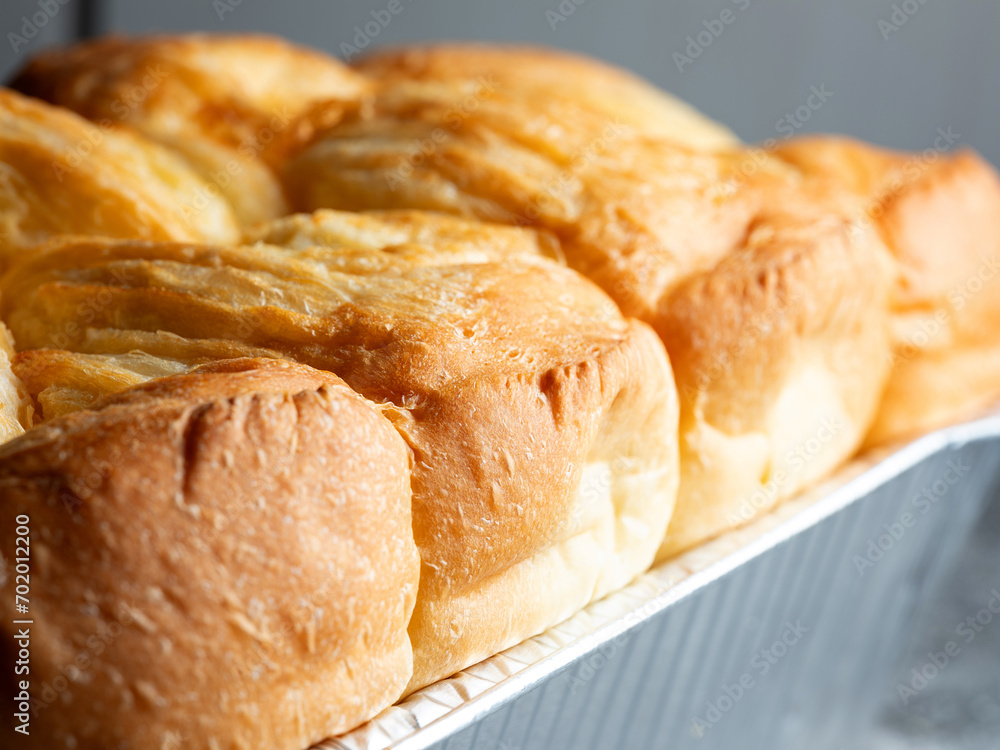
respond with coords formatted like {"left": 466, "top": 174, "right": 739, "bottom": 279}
{"left": 656, "top": 194, "right": 892, "bottom": 556}
{"left": 282, "top": 92, "right": 779, "bottom": 316}
{"left": 2, "top": 220, "right": 680, "bottom": 691}
{"left": 277, "top": 49, "right": 893, "bottom": 557}
{"left": 0, "top": 88, "right": 239, "bottom": 270}
{"left": 12, "top": 331, "right": 294, "bottom": 424}
{"left": 0, "top": 358, "right": 419, "bottom": 750}
{"left": 403, "top": 317, "right": 678, "bottom": 690}
{"left": 355, "top": 44, "right": 739, "bottom": 149}
{"left": 13, "top": 348, "right": 196, "bottom": 421}
{"left": 4, "top": 35, "right": 986, "bottom": 742}
{"left": 775, "top": 137, "right": 1000, "bottom": 445}
{"left": 12, "top": 34, "right": 371, "bottom": 225}
{"left": 243, "top": 208, "right": 562, "bottom": 262}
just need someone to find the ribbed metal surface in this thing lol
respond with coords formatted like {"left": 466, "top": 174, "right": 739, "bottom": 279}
{"left": 318, "top": 411, "right": 1000, "bottom": 750}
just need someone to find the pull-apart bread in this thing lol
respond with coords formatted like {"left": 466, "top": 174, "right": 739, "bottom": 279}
{"left": 774, "top": 137, "right": 1000, "bottom": 446}
{"left": 0, "top": 358, "right": 421, "bottom": 749}
{"left": 2, "top": 208, "right": 681, "bottom": 698}
{"left": 12, "top": 34, "right": 370, "bottom": 225}
{"left": 1, "top": 33, "right": 997, "bottom": 750}
{"left": 278, "top": 44, "right": 894, "bottom": 556}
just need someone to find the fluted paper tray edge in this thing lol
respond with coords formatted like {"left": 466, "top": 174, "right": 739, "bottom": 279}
{"left": 317, "top": 403, "right": 1000, "bottom": 750}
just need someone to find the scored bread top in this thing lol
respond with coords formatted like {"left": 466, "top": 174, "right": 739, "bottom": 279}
{"left": 1, "top": 214, "right": 628, "bottom": 388}
{"left": 278, "top": 45, "right": 808, "bottom": 325}
{"left": 283, "top": 119, "right": 778, "bottom": 321}
{"left": 13, "top": 336, "right": 284, "bottom": 421}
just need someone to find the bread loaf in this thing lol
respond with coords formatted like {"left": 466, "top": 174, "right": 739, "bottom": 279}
{"left": 655, "top": 189, "right": 892, "bottom": 557}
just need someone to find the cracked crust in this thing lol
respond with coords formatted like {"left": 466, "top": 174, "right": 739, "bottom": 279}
{"left": 0, "top": 358, "right": 419, "bottom": 750}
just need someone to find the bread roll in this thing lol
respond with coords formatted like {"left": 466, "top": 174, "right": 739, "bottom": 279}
{"left": 2, "top": 212, "right": 680, "bottom": 691}
{"left": 0, "top": 88, "right": 238, "bottom": 269}
{"left": 355, "top": 44, "right": 739, "bottom": 149}
{"left": 277, "top": 49, "right": 893, "bottom": 556}
{"left": 655, "top": 192, "right": 893, "bottom": 557}
{"left": 12, "top": 34, "right": 370, "bottom": 225}
{"left": 0, "top": 358, "right": 419, "bottom": 750}
{"left": 282, "top": 59, "right": 762, "bottom": 307}
{"left": 775, "top": 137, "right": 1000, "bottom": 445}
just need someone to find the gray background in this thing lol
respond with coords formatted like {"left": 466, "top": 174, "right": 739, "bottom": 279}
{"left": 1, "top": 0, "right": 999, "bottom": 166}
{"left": 1, "top": 1, "right": 997, "bottom": 748}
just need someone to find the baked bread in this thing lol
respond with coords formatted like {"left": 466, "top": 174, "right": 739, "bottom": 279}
{"left": 355, "top": 44, "right": 739, "bottom": 149}
{"left": 1, "top": 33, "right": 994, "bottom": 748}
{"left": 0, "top": 357, "right": 420, "bottom": 750}
{"left": 774, "top": 137, "right": 1000, "bottom": 445}
{"left": 12, "top": 337, "right": 286, "bottom": 421}
{"left": 12, "top": 34, "right": 370, "bottom": 225}
{"left": 0, "top": 87, "right": 238, "bottom": 270}
{"left": 2, "top": 209, "right": 680, "bottom": 692}
{"left": 278, "top": 47, "right": 893, "bottom": 555}
{"left": 243, "top": 206, "right": 562, "bottom": 262}
{"left": 282, "top": 63, "right": 760, "bottom": 308}
{"left": 655, "top": 190, "right": 892, "bottom": 557}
